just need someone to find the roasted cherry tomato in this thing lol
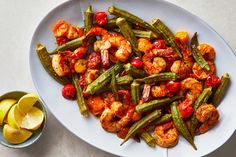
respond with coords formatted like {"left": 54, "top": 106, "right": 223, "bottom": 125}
{"left": 95, "top": 12, "right": 108, "bottom": 26}
{"left": 87, "top": 52, "right": 101, "bottom": 69}
{"left": 152, "top": 40, "right": 167, "bottom": 49}
{"left": 130, "top": 57, "right": 143, "bottom": 68}
{"left": 52, "top": 20, "right": 69, "bottom": 37}
{"left": 56, "top": 36, "right": 69, "bottom": 45}
{"left": 178, "top": 99, "right": 194, "bottom": 119}
{"left": 205, "top": 74, "right": 221, "bottom": 87}
{"left": 166, "top": 81, "right": 181, "bottom": 92}
{"left": 62, "top": 84, "right": 76, "bottom": 100}
{"left": 175, "top": 31, "right": 189, "bottom": 43}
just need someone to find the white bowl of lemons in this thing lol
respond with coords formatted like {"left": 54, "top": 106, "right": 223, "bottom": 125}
{"left": 0, "top": 91, "right": 46, "bottom": 148}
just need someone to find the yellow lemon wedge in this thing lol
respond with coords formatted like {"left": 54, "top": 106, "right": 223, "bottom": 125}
{"left": 16, "top": 93, "right": 39, "bottom": 115}
{"left": 0, "top": 99, "right": 17, "bottom": 125}
{"left": 20, "top": 107, "right": 44, "bottom": 130}
{"left": 7, "top": 105, "right": 24, "bottom": 128}
{"left": 3, "top": 124, "right": 32, "bottom": 144}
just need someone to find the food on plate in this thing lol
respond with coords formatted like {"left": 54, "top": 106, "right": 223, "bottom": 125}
{"left": 36, "top": 5, "right": 230, "bottom": 149}
{"left": 1, "top": 93, "right": 44, "bottom": 144}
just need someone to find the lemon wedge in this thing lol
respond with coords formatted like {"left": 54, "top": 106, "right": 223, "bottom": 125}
{"left": 7, "top": 105, "right": 24, "bottom": 128}
{"left": 20, "top": 107, "right": 44, "bottom": 130}
{"left": 3, "top": 124, "right": 32, "bottom": 144}
{"left": 16, "top": 93, "right": 39, "bottom": 115}
{"left": 0, "top": 99, "right": 17, "bottom": 125}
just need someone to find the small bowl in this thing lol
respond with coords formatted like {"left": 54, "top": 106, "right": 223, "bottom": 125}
{"left": 0, "top": 91, "right": 47, "bottom": 148}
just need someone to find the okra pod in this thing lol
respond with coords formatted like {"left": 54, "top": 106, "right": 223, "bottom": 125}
{"left": 121, "top": 110, "right": 161, "bottom": 146}
{"left": 105, "top": 17, "right": 118, "bottom": 30}
{"left": 111, "top": 69, "right": 118, "bottom": 94}
{"left": 190, "top": 87, "right": 212, "bottom": 137}
{"left": 190, "top": 32, "right": 210, "bottom": 71}
{"left": 135, "top": 96, "right": 183, "bottom": 113}
{"left": 116, "top": 17, "right": 142, "bottom": 57}
{"left": 85, "top": 63, "right": 123, "bottom": 95}
{"left": 140, "top": 131, "right": 156, "bottom": 147}
{"left": 212, "top": 73, "right": 230, "bottom": 106}
{"left": 108, "top": 6, "right": 160, "bottom": 37}
{"left": 116, "top": 75, "right": 133, "bottom": 85}
{"left": 72, "top": 75, "right": 89, "bottom": 117}
{"left": 50, "top": 36, "right": 85, "bottom": 54}
{"left": 171, "top": 101, "right": 197, "bottom": 150}
{"left": 148, "top": 114, "right": 172, "bottom": 131}
{"left": 132, "top": 29, "right": 157, "bottom": 39}
{"left": 124, "top": 63, "right": 147, "bottom": 78}
{"left": 131, "top": 81, "right": 141, "bottom": 105}
{"left": 84, "top": 5, "right": 94, "bottom": 33}
{"left": 36, "top": 43, "right": 70, "bottom": 85}
{"left": 135, "top": 72, "right": 180, "bottom": 84}
{"left": 152, "top": 19, "right": 182, "bottom": 58}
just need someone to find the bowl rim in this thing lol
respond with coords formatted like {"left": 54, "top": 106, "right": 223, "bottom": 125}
{"left": 0, "top": 90, "right": 47, "bottom": 149}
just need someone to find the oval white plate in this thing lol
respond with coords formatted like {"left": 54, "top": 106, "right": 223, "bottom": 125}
{"left": 29, "top": 0, "right": 236, "bottom": 157}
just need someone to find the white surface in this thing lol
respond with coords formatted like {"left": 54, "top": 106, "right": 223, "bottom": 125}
{"left": 0, "top": 0, "right": 235, "bottom": 157}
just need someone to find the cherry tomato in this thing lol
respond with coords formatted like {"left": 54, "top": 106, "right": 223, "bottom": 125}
{"left": 56, "top": 36, "right": 69, "bottom": 45}
{"left": 178, "top": 99, "right": 194, "bottom": 119}
{"left": 166, "top": 81, "right": 181, "bottom": 92}
{"left": 130, "top": 57, "right": 143, "bottom": 68}
{"left": 87, "top": 52, "right": 101, "bottom": 69}
{"left": 62, "top": 84, "right": 76, "bottom": 100}
{"left": 205, "top": 74, "right": 221, "bottom": 87}
{"left": 152, "top": 40, "right": 167, "bottom": 49}
{"left": 52, "top": 20, "right": 69, "bottom": 37}
{"left": 95, "top": 12, "right": 108, "bottom": 26}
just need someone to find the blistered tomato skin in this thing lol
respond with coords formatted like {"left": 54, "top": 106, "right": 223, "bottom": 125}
{"left": 62, "top": 84, "right": 76, "bottom": 100}
{"left": 56, "top": 36, "right": 69, "bottom": 45}
{"left": 178, "top": 99, "right": 194, "bottom": 119}
{"left": 130, "top": 57, "right": 143, "bottom": 68}
{"left": 95, "top": 12, "right": 108, "bottom": 26}
{"left": 152, "top": 40, "right": 167, "bottom": 49}
{"left": 87, "top": 52, "right": 101, "bottom": 69}
{"left": 205, "top": 74, "right": 221, "bottom": 87}
{"left": 166, "top": 81, "right": 181, "bottom": 92}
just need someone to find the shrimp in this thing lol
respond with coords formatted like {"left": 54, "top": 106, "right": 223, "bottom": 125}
{"left": 170, "top": 60, "right": 192, "bottom": 79}
{"left": 154, "top": 121, "right": 179, "bottom": 148}
{"left": 100, "top": 101, "right": 132, "bottom": 133}
{"left": 143, "top": 53, "right": 166, "bottom": 75}
{"left": 197, "top": 43, "right": 215, "bottom": 61}
{"left": 102, "top": 92, "right": 115, "bottom": 108}
{"left": 192, "top": 61, "right": 215, "bottom": 80}
{"left": 51, "top": 54, "right": 70, "bottom": 77}
{"left": 151, "top": 84, "right": 169, "bottom": 98}
{"left": 195, "top": 103, "right": 219, "bottom": 135}
{"left": 100, "top": 35, "right": 132, "bottom": 62}
{"left": 137, "top": 38, "right": 153, "bottom": 53}
{"left": 87, "top": 96, "right": 106, "bottom": 116}
{"left": 181, "top": 78, "right": 203, "bottom": 102}
{"left": 85, "top": 26, "right": 109, "bottom": 40}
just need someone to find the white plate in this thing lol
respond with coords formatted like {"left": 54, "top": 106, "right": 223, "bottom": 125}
{"left": 29, "top": 0, "right": 236, "bottom": 157}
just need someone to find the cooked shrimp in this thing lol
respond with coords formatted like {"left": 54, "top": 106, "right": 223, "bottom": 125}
{"left": 151, "top": 84, "right": 169, "bottom": 98}
{"left": 86, "top": 26, "right": 109, "bottom": 40}
{"left": 197, "top": 43, "right": 215, "bottom": 61}
{"left": 181, "top": 78, "right": 203, "bottom": 102}
{"left": 87, "top": 96, "right": 106, "bottom": 116}
{"left": 154, "top": 121, "right": 179, "bottom": 148}
{"left": 51, "top": 54, "right": 70, "bottom": 77}
{"left": 100, "top": 101, "right": 132, "bottom": 133}
{"left": 138, "top": 38, "right": 153, "bottom": 53}
{"left": 102, "top": 92, "right": 115, "bottom": 108}
{"left": 192, "top": 61, "right": 215, "bottom": 80}
{"left": 100, "top": 35, "right": 132, "bottom": 62}
{"left": 143, "top": 53, "right": 166, "bottom": 75}
{"left": 170, "top": 60, "right": 192, "bottom": 79}
{"left": 195, "top": 103, "right": 219, "bottom": 135}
